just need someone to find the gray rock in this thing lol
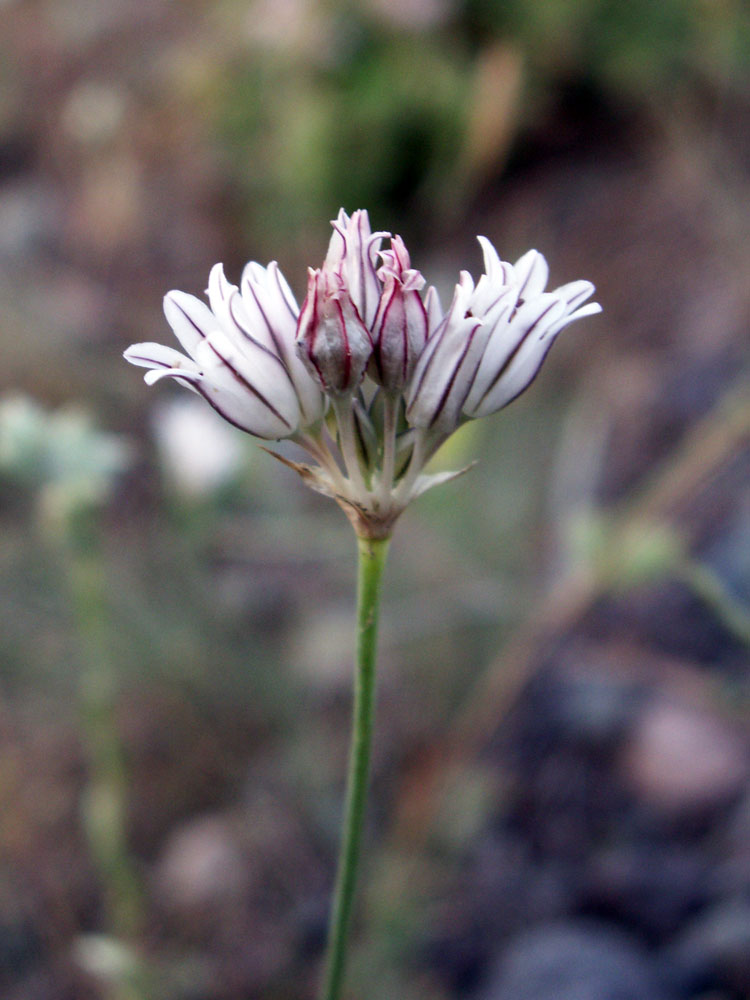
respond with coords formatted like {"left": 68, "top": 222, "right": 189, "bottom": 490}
{"left": 663, "top": 898, "right": 750, "bottom": 995}
{"left": 477, "top": 920, "right": 673, "bottom": 1000}
{"left": 584, "top": 843, "right": 709, "bottom": 937}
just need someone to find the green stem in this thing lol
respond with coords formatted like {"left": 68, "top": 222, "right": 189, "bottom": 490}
{"left": 58, "top": 522, "right": 146, "bottom": 1000}
{"left": 321, "top": 533, "right": 391, "bottom": 1000}
{"left": 679, "top": 558, "right": 750, "bottom": 646}
{"left": 378, "top": 394, "right": 399, "bottom": 504}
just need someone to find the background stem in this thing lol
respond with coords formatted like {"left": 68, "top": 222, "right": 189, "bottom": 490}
{"left": 321, "top": 534, "right": 391, "bottom": 1000}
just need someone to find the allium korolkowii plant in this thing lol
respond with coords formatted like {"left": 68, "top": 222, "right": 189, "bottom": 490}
{"left": 125, "top": 209, "right": 601, "bottom": 999}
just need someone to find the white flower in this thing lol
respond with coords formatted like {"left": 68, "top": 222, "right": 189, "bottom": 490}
{"left": 152, "top": 396, "right": 244, "bottom": 497}
{"left": 124, "top": 262, "right": 325, "bottom": 440}
{"left": 406, "top": 239, "right": 601, "bottom": 432}
{"left": 462, "top": 246, "right": 601, "bottom": 419}
{"left": 295, "top": 209, "right": 389, "bottom": 395}
{"left": 405, "top": 272, "right": 489, "bottom": 432}
{"left": 125, "top": 209, "right": 601, "bottom": 539}
{"left": 239, "top": 260, "right": 326, "bottom": 427}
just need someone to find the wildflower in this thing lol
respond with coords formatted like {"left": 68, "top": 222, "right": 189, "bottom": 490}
{"left": 123, "top": 212, "right": 602, "bottom": 1000}
{"left": 463, "top": 248, "right": 601, "bottom": 419}
{"left": 406, "top": 241, "right": 601, "bottom": 431}
{"left": 327, "top": 207, "right": 386, "bottom": 329}
{"left": 404, "top": 271, "right": 489, "bottom": 433}
{"left": 125, "top": 209, "right": 600, "bottom": 537}
{"left": 124, "top": 264, "right": 325, "bottom": 440}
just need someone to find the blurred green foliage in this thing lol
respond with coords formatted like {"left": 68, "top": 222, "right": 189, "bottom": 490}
{"left": 216, "top": 23, "right": 470, "bottom": 236}
{"left": 213, "top": 0, "right": 749, "bottom": 240}
{"left": 465, "top": 0, "right": 749, "bottom": 87}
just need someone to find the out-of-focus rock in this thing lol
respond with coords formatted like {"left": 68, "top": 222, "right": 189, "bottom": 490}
{"left": 520, "top": 658, "right": 641, "bottom": 750}
{"left": 664, "top": 899, "right": 750, "bottom": 996}
{"left": 584, "top": 842, "right": 709, "bottom": 938}
{"left": 154, "top": 814, "right": 250, "bottom": 914}
{"left": 477, "top": 920, "right": 674, "bottom": 1000}
{"left": 620, "top": 696, "right": 747, "bottom": 817}
{"left": 0, "top": 181, "right": 63, "bottom": 260}
{"left": 60, "top": 81, "right": 128, "bottom": 147}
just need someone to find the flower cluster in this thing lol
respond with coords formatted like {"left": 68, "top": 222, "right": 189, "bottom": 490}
{"left": 126, "top": 209, "right": 600, "bottom": 537}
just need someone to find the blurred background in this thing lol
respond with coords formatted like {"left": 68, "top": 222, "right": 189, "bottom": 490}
{"left": 1, "top": 1, "right": 749, "bottom": 998}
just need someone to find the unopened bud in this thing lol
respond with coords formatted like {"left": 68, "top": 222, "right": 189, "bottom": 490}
{"left": 370, "top": 236, "right": 428, "bottom": 392}
{"left": 296, "top": 268, "right": 373, "bottom": 395}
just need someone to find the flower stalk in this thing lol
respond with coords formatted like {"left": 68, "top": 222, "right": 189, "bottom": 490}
{"left": 322, "top": 534, "right": 390, "bottom": 1000}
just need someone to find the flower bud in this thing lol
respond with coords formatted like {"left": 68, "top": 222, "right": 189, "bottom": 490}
{"left": 326, "top": 209, "right": 386, "bottom": 328}
{"left": 370, "top": 236, "right": 428, "bottom": 392}
{"left": 295, "top": 267, "right": 373, "bottom": 395}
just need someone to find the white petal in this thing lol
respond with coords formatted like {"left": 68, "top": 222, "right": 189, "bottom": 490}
{"left": 547, "top": 300, "right": 602, "bottom": 338}
{"left": 477, "top": 236, "right": 514, "bottom": 287}
{"left": 406, "top": 276, "right": 487, "bottom": 431}
{"left": 192, "top": 380, "right": 297, "bottom": 439}
{"left": 266, "top": 261, "right": 300, "bottom": 318}
{"left": 482, "top": 287, "right": 517, "bottom": 329}
{"left": 139, "top": 360, "right": 295, "bottom": 439}
{"left": 163, "top": 291, "right": 220, "bottom": 356}
{"left": 553, "top": 279, "right": 596, "bottom": 311}
{"left": 144, "top": 366, "right": 200, "bottom": 386}
{"left": 206, "top": 262, "right": 238, "bottom": 322}
{"left": 472, "top": 334, "right": 556, "bottom": 415}
{"left": 513, "top": 250, "right": 549, "bottom": 298}
{"left": 240, "top": 262, "right": 296, "bottom": 355}
{"left": 470, "top": 275, "right": 517, "bottom": 325}
{"left": 264, "top": 263, "right": 326, "bottom": 420}
{"left": 423, "top": 285, "right": 443, "bottom": 336}
{"left": 124, "top": 342, "right": 194, "bottom": 372}
{"left": 464, "top": 294, "right": 564, "bottom": 414}
{"left": 330, "top": 209, "right": 386, "bottom": 328}
{"left": 194, "top": 329, "right": 300, "bottom": 430}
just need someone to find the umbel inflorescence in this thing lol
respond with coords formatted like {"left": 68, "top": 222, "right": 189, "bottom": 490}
{"left": 125, "top": 209, "right": 600, "bottom": 538}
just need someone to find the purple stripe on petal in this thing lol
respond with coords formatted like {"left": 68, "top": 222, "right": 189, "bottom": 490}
{"left": 427, "top": 320, "right": 481, "bottom": 429}
{"left": 205, "top": 341, "right": 293, "bottom": 430}
{"left": 269, "top": 263, "right": 299, "bottom": 321}
{"left": 475, "top": 298, "right": 561, "bottom": 407}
